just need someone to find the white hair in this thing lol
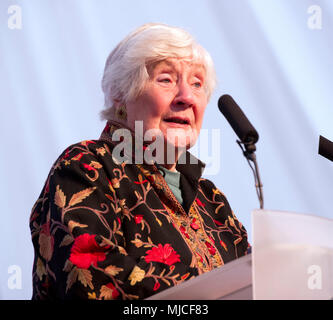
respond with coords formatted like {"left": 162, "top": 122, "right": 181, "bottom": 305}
{"left": 100, "top": 23, "right": 217, "bottom": 120}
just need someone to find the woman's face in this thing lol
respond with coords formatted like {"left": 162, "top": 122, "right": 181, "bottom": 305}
{"left": 125, "top": 58, "right": 208, "bottom": 154}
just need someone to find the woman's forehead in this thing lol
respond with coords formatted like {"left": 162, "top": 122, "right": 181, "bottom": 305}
{"left": 149, "top": 58, "right": 205, "bottom": 74}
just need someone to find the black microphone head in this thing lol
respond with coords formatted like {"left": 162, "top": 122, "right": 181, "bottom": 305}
{"left": 218, "top": 94, "right": 259, "bottom": 144}
{"left": 319, "top": 135, "right": 333, "bottom": 162}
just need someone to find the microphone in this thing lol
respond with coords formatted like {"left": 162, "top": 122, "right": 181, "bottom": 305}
{"left": 319, "top": 135, "right": 333, "bottom": 162}
{"left": 218, "top": 94, "right": 264, "bottom": 209}
{"left": 218, "top": 94, "right": 259, "bottom": 145}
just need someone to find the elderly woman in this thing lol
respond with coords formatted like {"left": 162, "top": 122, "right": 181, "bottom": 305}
{"left": 30, "top": 23, "right": 249, "bottom": 300}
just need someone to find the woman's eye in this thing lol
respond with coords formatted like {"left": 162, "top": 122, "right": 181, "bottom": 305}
{"left": 159, "top": 78, "right": 172, "bottom": 83}
{"left": 193, "top": 81, "right": 202, "bottom": 88}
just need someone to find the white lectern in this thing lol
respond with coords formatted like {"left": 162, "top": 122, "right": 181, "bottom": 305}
{"left": 148, "top": 210, "right": 333, "bottom": 300}
{"left": 252, "top": 209, "right": 333, "bottom": 299}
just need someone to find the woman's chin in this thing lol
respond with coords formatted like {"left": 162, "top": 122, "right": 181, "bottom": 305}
{"left": 163, "top": 127, "right": 198, "bottom": 149}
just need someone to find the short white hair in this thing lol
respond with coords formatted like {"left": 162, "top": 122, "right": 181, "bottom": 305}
{"left": 100, "top": 23, "right": 217, "bottom": 120}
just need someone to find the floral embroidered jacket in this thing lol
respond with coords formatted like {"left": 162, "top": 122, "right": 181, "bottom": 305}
{"left": 30, "top": 121, "right": 249, "bottom": 300}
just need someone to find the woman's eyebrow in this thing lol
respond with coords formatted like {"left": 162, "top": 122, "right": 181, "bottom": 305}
{"left": 158, "top": 67, "right": 176, "bottom": 74}
{"left": 156, "top": 61, "right": 177, "bottom": 72}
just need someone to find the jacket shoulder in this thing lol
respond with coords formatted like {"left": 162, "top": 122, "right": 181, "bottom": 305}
{"left": 54, "top": 139, "right": 121, "bottom": 170}
{"left": 198, "top": 177, "right": 227, "bottom": 199}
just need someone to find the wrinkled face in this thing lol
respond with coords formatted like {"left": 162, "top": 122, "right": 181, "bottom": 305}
{"left": 125, "top": 58, "right": 208, "bottom": 153}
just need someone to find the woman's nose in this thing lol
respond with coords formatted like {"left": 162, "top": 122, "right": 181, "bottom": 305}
{"left": 173, "top": 81, "right": 195, "bottom": 107}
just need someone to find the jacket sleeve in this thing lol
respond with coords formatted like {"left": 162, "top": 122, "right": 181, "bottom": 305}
{"left": 198, "top": 178, "right": 250, "bottom": 257}
{"left": 30, "top": 148, "right": 196, "bottom": 300}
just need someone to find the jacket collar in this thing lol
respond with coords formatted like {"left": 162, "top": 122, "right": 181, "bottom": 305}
{"left": 99, "top": 120, "right": 206, "bottom": 214}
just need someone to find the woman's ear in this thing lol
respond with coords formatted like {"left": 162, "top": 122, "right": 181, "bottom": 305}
{"left": 112, "top": 99, "right": 127, "bottom": 121}
{"left": 115, "top": 104, "right": 127, "bottom": 121}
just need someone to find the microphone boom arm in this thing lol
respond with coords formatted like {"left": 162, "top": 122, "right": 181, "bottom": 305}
{"left": 236, "top": 140, "right": 264, "bottom": 209}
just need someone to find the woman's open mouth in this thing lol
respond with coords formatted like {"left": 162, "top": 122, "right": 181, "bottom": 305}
{"left": 163, "top": 116, "right": 191, "bottom": 126}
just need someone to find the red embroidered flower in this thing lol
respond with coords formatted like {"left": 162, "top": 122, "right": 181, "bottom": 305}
{"left": 72, "top": 152, "right": 83, "bottom": 161}
{"left": 153, "top": 281, "right": 161, "bottom": 291}
{"left": 82, "top": 163, "right": 94, "bottom": 171}
{"left": 220, "top": 240, "right": 228, "bottom": 251}
{"left": 181, "top": 273, "right": 190, "bottom": 280}
{"left": 134, "top": 179, "right": 148, "bottom": 185}
{"left": 134, "top": 214, "right": 144, "bottom": 224}
{"left": 205, "top": 241, "right": 216, "bottom": 255}
{"left": 117, "top": 217, "right": 122, "bottom": 227}
{"left": 81, "top": 140, "right": 96, "bottom": 146}
{"left": 180, "top": 226, "right": 190, "bottom": 239}
{"left": 213, "top": 219, "right": 223, "bottom": 226}
{"left": 69, "top": 234, "right": 108, "bottom": 269}
{"left": 190, "top": 218, "right": 200, "bottom": 231}
{"left": 63, "top": 148, "right": 70, "bottom": 159}
{"left": 197, "top": 252, "right": 204, "bottom": 263}
{"left": 195, "top": 198, "right": 205, "bottom": 207}
{"left": 208, "top": 236, "right": 215, "bottom": 242}
{"left": 105, "top": 283, "right": 120, "bottom": 299}
{"left": 145, "top": 244, "right": 180, "bottom": 266}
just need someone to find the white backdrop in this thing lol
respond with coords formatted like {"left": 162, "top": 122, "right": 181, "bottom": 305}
{"left": 1, "top": 0, "right": 332, "bottom": 299}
